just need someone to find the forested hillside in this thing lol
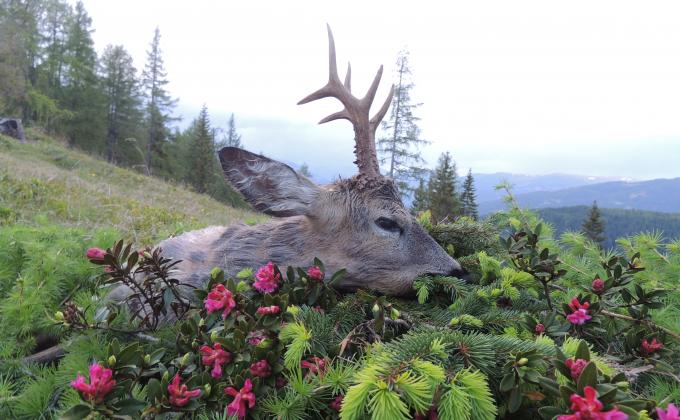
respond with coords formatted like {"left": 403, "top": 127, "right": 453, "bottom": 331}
{"left": 479, "top": 178, "right": 680, "bottom": 215}
{"left": 0, "top": 0, "right": 245, "bottom": 207}
{"left": 538, "top": 206, "right": 680, "bottom": 249}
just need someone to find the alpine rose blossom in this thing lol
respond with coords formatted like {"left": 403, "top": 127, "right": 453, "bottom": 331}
{"left": 71, "top": 363, "right": 116, "bottom": 404}
{"left": 301, "top": 356, "right": 327, "bottom": 375}
{"left": 307, "top": 266, "right": 324, "bottom": 282}
{"left": 253, "top": 262, "right": 281, "bottom": 293}
{"left": 534, "top": 323, "right": 546, "bottom": 334}
{"left": 167, "top": 374, "right": 201, "bottom": 407}
{"left": 199, "top": 343, "right": 231, "bottom": 378}
{"left": 557, "top": 386, "right": 627, "bottom": 420}
{"left": 657, "top": 404, "right": 680, "bottom": 420}
{"left": 592, "top": 278, "right": 605, "bottom": 294}
{"left": 204, "top": 284, "right": 236, "bottom": 318}
{"left": 249, "top": 359, "right": 271, "bottom": 378}
{"left": 225, "top": 379, "right": 256, "bottom": 419}
{"left": 330, "top": 395, "right": 344, "bottom": 411}
{"left": 86, "top": 247, "right": 107, "bottom": 261}
{"left": 256, "top": 305, "right": 281, "bottom": 315}
{"left": 564, "top": 358, "right": 588, "bottom": 381}
{"left": 641, "top": 338, "right": 664, "bottom": 356}
{"left": 567, "top": 298, "right": 592, "bottom": 325}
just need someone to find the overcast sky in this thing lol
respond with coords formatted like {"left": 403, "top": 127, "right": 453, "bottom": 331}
{"left": 81, "top": 0, "right": 680, "bottom": 181}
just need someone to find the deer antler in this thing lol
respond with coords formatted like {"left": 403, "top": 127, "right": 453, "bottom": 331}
{"left": 298, "top": 24, "right": 394, "bottom": 181}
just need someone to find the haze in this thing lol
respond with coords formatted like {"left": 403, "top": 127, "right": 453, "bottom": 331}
{"left": 80, "top": 0, "right": 680, "bottom": 181}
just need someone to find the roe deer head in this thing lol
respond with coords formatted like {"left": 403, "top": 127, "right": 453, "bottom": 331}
{"left": 125, "top": 26, "right": 466, "bottom": 298}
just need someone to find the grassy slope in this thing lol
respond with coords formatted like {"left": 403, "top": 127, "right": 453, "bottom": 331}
{"left": 0, "top": 129, "right": 264, "bottom": 244}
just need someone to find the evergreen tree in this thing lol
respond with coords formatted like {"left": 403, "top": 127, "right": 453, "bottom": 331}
{"left": 429, "top": 152, "right": 462, "bottom": 222}
{"left": 100, "top": 45, "right": 142, "bottom": 163}
{"left": 411, "top": 176, "right": 430, "bottom": 215}
{"left": 299, "top": 163, "right": 312, "bottom": 178}
{"left": 460, "top": 169, "right": 479, "bottom": 220}
{"left": 142, "top": 27, "right": 177, "bottom": 175}
{"left": 377, "top": 50, "right": 428, "bottom": 196}
{"left": 225, "top": 113, "right": 242, "bottom": 148}
{"left": 0, "top": 0, "right": 42, "bottom": 117}
{"left": 187, "top": 105, "right": 216, "bottom": 194}
{"left": 582, "top": 201, "right": 606, "bottom": 246}
{"left": 61, "top": 1, "right": 104, "bottom": 149}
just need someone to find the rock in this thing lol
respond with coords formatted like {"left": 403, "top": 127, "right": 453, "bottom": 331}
{"left": 0, "top": 118, "right": 25, "bottom": 141}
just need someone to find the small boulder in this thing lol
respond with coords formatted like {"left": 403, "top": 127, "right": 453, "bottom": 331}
{"left": 0, "top": 118, "right": 25, "bottom": 141}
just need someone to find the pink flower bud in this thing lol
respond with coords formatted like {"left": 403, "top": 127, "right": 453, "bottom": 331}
{"left": 86, "top": 247, "right": 106, "bottom": 261}
{"left": 307, "top": 266, "right": 324, "bottom": 282}
{"left": 534, "top": 323, "right": 546, "bottom": 334}
{"left": 592, "top": 278, "right": 605, "bottom": 294}
{"left": 249, "top": 359, "right": 271, "bottom": 378}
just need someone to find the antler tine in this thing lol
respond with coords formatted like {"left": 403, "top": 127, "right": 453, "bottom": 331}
{"left": 370, "top": 84, "right": 395, "bottom": 133}
{"left": 344, "top": 63, "right": 351, "bottom": 92}
{"left": 297, "top": 25, "right": 393, "bottom": 181}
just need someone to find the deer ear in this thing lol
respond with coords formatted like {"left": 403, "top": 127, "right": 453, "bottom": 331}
{"left": 218, "top": 147, "right": 321, "bottom": 217}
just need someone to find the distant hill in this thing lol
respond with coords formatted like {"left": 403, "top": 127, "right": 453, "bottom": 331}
{"left": 479, "top": 177, "right": 680, "bottom": 215}
{"left": 473, "top": 173, "right": 624, "bottom": 203}
{"left": 538, "top": 206, "right": 680, "bottom": 249}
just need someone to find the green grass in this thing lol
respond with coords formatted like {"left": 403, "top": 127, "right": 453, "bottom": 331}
{"left": 0, "top": 130, "right": 267, "bottom": 418}
{"left": 0, "top": 129, "right": 264, "bottom": 244}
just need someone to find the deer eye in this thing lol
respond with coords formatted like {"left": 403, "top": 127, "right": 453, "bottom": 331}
{"left": 375, "top": 217, "right": 401, "bottom": 233}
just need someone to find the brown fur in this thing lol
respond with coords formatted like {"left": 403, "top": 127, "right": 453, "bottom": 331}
{"left": 117, "top": 150, "right": 466, "bottom": 298}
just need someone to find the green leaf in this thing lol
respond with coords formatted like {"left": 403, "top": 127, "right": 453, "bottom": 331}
{"left": 574, "top": 340, "right": 590, "bottom": 361}
{"left": 146, "top": 378, "right": 162, "bottom": 403}
{"left": 538, "top": 406, "right": 563, "bottom": 419}
{"left": 500, "top": 373, "right": 515, "bottom": 393}
{"left": 507, "top": 387, "right": 522, "bottom": 413}
{"left": 576, "top": 362, "right": 597, "bottom": 393}
{"left": 60, "top": 404, "right": 92, "bottom": 420}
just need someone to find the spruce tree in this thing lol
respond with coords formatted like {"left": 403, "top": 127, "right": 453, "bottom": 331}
{"left": 411, "top": 176, "right": 430, "bottom": 215}
{"left": 582, "top": 201, "right": 606, "bottom": 246}
{"left": 61, "top": 1, "right": 104, "bottom": 149}
{"left": 460, "top": 169, "right": 479, "bottom": 220}
{"left": 226, "top": 113, "right": 242, "bottom": 148}
{"left": 142, "top": 27, "right": 176, "bottom": 175}
{"left": 100, "top": 45, "right": 142, "bottom": 163}
{"left": 188, "top": 105, "right": 216, "bottom": 194}
{"left": 429, "top": 152, "right": 462, "bottom": 222}
{"left": 377, "top": 49, "right": 428, "bottom": 196}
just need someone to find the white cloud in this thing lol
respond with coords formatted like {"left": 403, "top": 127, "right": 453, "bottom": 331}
{"left": 81, "top": 0, "right": 680, "bottom": 179}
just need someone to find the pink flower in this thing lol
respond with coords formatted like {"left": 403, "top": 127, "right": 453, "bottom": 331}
{"left": 568, "top": 298, "right": 590, "bottom": 312}
{"left": 557, "top": 386, "right": 628, "bottom": 420}
{"left": 247, "top": 330, "right": 267, "bottom": 346}
{"left": 592, "top": 278, "right": 605, "bottom": 294}
{"left": 307, "top": 266, "right": 324, "bottom": 282}
{"left": 86, "top": 247, "right": 107, "bottom": 261}
{"left": 567, "top": 298, "right": 592, "bottom": 325}
{"left": 564, "top": 358, "right": 588, "bottom": 381}
{"left": 330, "top": 395, "right": 344, "bottom": 411}
{"left": 535, "top": 323, "right": 546, "bottom": 334}
{"left": 204, "top": 284, "right": 236, "bottom": 318}
{"left": 256, "top": 305, "right": 281, "bottom": 315}
{"left": 253, "top": 262, "right": 281, "bottom": 293}
{"left": 167, "top": 374, "right": 201, "bottom": 407}
{"left": 225, "top": 378, "right": 256, "bottom": 419}
{"left": 300, "top": 356, "right": 327, "bottom": 375}
{"left": 249, "top": 359, "right": 271, "bottom": 378}
{"left": 200, "top": 343, "right": 231, "bottom": 378}
{"left": 71, "top": 363, "right": 116, "bottom": 404}
{"left": 641, "top": 338, "right": 663, "bottom": 356}
{"left": 657, "top": 404, "right": 680, "bottom": 420}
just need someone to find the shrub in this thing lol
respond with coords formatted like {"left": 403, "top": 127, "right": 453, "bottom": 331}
{"left": 2, "top": 203, "right": 679, "bottom": 419}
